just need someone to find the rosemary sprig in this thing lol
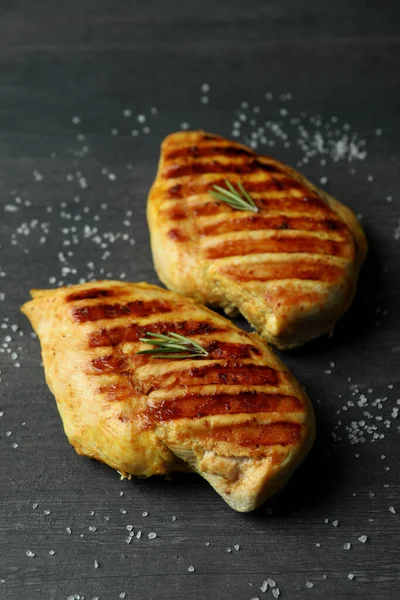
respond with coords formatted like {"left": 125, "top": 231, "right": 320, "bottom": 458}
{"left": 209, "top": 179, "right": 259, "bottom": 212}
{"left": 136, "top": 332, "right": 209, "bottom": 359}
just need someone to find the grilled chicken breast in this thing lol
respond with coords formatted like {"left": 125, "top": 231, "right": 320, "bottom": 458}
{"left": 148, "top": 131, "right": 367, "bottom": 349}
{"left": 21, "top": 280, "right": 315, "bottom": 512}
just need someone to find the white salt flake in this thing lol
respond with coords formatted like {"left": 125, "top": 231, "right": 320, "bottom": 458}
{"left": 26, "top": 550, "right": 35, "bottom": 558}
{"left": 188, "top": 565, "right": 195, "bottom": 572}
{"left": 148, "top": 532, "right": 157, "bottom": 539}
{"left": 305, "top": 581, "right": 314, "bottom": 588}
{"left": 358, "top": 535, "right": 368, "bottom": 543}
{"left": 94, "top": 559, "right": 99, "bottom": 569}
{"left": 348, "top": 574, "right": 355, "bottom": 580}
{"left": 343, "top": 542, "right": 352, "bottom": 550}
{"left": 389, "top": 506, "right": 396, "bottom": 514}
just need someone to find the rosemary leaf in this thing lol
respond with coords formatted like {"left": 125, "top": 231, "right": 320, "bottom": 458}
{"left": 209, "top": 179, "right": 258, "bottom": 212}
{"left": 137, "top": 332, "right": 209, "bottom": 359}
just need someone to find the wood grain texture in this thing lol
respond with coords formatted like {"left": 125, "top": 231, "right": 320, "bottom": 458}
{"left": 0, "top": 1, "right": 399, "bottom": 599}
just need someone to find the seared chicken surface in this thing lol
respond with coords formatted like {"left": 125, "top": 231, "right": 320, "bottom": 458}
{"left": 21, "top": 281, "right": 315, "bottom": 512}
{"left": 148, "top": 131, "right": 367, "bottom": 349}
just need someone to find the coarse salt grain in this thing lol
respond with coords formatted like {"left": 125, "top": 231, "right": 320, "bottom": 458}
{"left": 358, "top": 535, "right": 368, "bottom": 543}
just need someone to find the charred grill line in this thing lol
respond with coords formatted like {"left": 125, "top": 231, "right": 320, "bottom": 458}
{"left": 218, "top": 261, "right": 345, "bottom": 283}
{"left": 198, "top": 215, "right": 349, "bottom": 237}
{"left": 89, "top": 320, "right": 225, "bottom": 347}
{"left": 72, "top": 299, "right": 174, "bottom": 323}
{"left": 204, "top": 235, "right": 352, "bottom": 260}
{"left": 162, "top": 159, "right": 282, "bottom": 179}
{"left": 164, "top": 144, "right": 255, "bottom": 161}
{"left": 148, "top": 392, "right": 302, "bottom": 421}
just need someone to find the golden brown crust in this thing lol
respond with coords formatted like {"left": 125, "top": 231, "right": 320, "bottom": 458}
{"left": 147, "top": 131, "right": 367, "bottom": 349}
{"left": 21, "top": 280, "right": 315, "bottom": 511}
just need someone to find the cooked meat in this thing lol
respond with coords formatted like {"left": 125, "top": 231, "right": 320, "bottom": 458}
{"left": 21, "top": 280, "right": 315, "bottom": 512}
{"left": 147, "top": 131, "right": 367, "bottom": 349}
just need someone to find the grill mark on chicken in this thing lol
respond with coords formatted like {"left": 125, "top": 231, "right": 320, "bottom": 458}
{"left": 72, "top": 300, "right": 173, "bottom": 323}
{"left": 91, "top": 354, "right": 128, "bottom": 374}
{"left": 202, "top": 421, "right": 302, "bottom": 447}
{"left": 130, "top": 341, "right": 261, "bottom": 364}
{"left": 205, "top": 235, "right": 353, "bottom": 260}
{"left": 89, "top": 320, "right": 225, "bottom": 347}
{"left": 99, "top": 378, "right": 137, "bottom": 402}
{"left": 148, "top": 392, "right": 302, "bottom": 421}
{"left": 66, "top": 288, "right": 115, "bottom": 302}
{"left": 164, "top": 144, "right": 255, "bottom": 161}
{"left": 162, "top": 159, "right": 281, "bottom": 179}
{"left": 165, "top": 177, "right": 316, "bottom": 200}
{"left": 167, "top": 228, "right": 187, "bottom": 242}
{"left": 191, "top": 196, "right": 329, "bottom": 218}
{"left": 199, "top": 215, "right": 349, "bottom": 237}
{"left": 152, "top": 362, "right": 280, "bottom": 389}
{"left": 205, "top": 341, "right": 261, "bottom": 359}
{"left": 219, "top": 261, "right": 345, "bottom": 283}
{"left": 164, "top": 207, "right": 187, "bottom": 221}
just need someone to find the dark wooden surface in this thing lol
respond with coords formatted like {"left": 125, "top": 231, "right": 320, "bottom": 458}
{"left": 1, "top": 2, "right": 400, "bottom": 599}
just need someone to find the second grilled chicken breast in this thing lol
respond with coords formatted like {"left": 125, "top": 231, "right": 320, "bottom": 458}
{"left": 148, "top": 131, "right": 367, "bottom": 349}
{"left": 21, "top": 280, "right": 315, "bottom": 512}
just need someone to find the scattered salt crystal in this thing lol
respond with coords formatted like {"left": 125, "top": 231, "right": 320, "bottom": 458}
{"left": 119, "top": 593, "right": 126, "bottom": 599}
{"left": 49, "top": 550, "right": 55, "bottom": 555}
{"left": 260, "top": 580, "right": 268, "bottom": 592}
{"left": 234, "top": 544, "right": 240, "bottom": 551}
{"left": 94, "top": 559, "right": 99, "bottom": 568}
{"left": 358, "top": 535, "right": 368, "bottom": 543}
{"left": 343, "top": 543, "right": 351, "bottom": 550}
{"left": 305, "top": 581, "right": 314, "bottom": 588}
{"left": 389, "top": 506, "right": 396, "bottom": 514}
{"left": 348, "top": 574, "right": 355, "bottom": 580}
{"left": 272, "top": 590, "right": 280, "bottom": 599}
{"left": 26, "top": 550, "right": 35, "bottom": 558}
{"left": 148, "top": 532, "right": 157, "bottom": 539}
{"left": 142, "top": 511, "right": 148, "bottom": 517}
{"left": 187, "top": 565, "right": 195, "bottom": 572}
{"left": 72, "top": 116, "right": 81, "bottom": 124}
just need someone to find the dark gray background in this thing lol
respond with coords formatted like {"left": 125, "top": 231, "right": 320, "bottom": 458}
{"left": 0, "top": 2, "right": 399, "bottom": 599}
